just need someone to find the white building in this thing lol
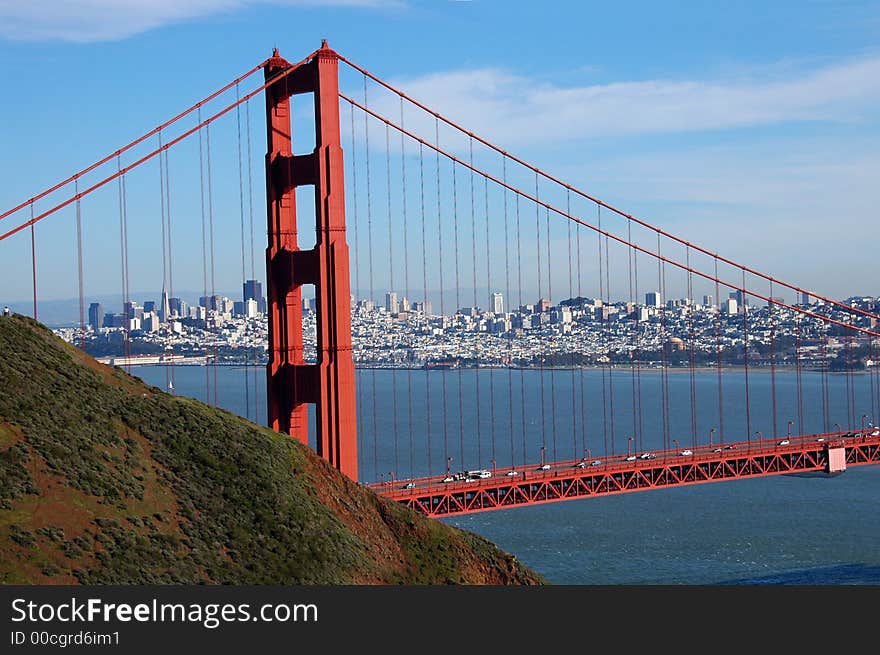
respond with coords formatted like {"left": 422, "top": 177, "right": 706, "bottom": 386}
{"left": 491, "top": 292, "right": 504, "bottom": 315}
{"left": 246, "top": 298, "right": 259, "bottom": 318}
{"left": 142, "top": 312, "right": 160, "bottom": 332}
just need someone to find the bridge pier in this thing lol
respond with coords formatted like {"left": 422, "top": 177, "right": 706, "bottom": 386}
{"left": 826, "top": 446, "right": 847, "bottom": 474}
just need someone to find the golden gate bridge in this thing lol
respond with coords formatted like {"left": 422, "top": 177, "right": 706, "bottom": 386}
{"left": 2, "top": 42, "right": 879, "bottom": 516}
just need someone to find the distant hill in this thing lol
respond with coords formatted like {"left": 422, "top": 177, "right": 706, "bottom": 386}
{"left": 0, "top": 315, "right": 542, "bottom": 585}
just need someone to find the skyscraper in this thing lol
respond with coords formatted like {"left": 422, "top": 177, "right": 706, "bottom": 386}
{"left": 645, "top": 291, "right": 661, "bottom": 307}
{"left": 88, "top": 302, "right": 103, "bottom": 332}
{"left": 123, "top": 300, "right": 142, "bottom": 321}
{"left": 246, "top": 298, "right": 258, "bottom": 318}
{"left": 385, "top": 291, "right": 398, "bottom": 313}
{"left": 491, "top": 292, "right": 504, "bottom": 314}
{"left": 243, "top": 280, "right": 263, "bottom": 313}
{"left": 160, "top": 287, "right": 170, "bottom": 322}
{"left": 729, "top": 289, "right": 748, "bottom": 305}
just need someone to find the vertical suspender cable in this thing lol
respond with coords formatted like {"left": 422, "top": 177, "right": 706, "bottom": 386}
{"left": 117, "top": 155, "right": 131, "bottom": 373}
{"left": 158, "top": 133, "right": 170, "bottom": 392}
{"left": 868, "top": 337, "right": 877, "bottom": 424}
{"left": 205, "top": 121, "right": 219, "bottom": 405}
{"left": 795, "top": 305, "right": 804, "bottom": 435}
{"left": 661, "top": 249, "right": 671, "bottom": 451}
{"left": 843, "top": 314, "right": 856, "bottom": 430}
{"left": 769, "top": 281, "right": 777, "bottom": 439}
{"left": 236, "top": 85, "right": 251, "bottom": 420}
{"left": 197, "top": 109, "right": 211, "bottom": 404}
{"left": 516, "top": 195, "right": 527, "bottom": 467}
{"left": 568, "top": 191, "right": 577, "bottom": 459}
{"left": 30, "top": 203, "right": 38, "bottom": 320}
{"left": 715, "top": 257, "right": 724, "bottom": 443}
{"left": 821, "top": 322, "right": 830, "bottom": 433}
{"left": 503, "top": 157, "right": 515, "bottom": 466}
{"left": 400, "top": 98, "right": 415, "bottom": 480}
{"left": 628, "top": 220, "right": 638, "bottom": 451}
{"left": 605, "top": 226, "right": 615, "bottom": 455}
{"left": 576, "top": 199, "right": 587, "bottom": 457}
{"left": 598, "top": 206, "right": 608, "bottom": 456}
{"left": 634, "top": 230, "right": 644, "bottom": 449}
{"left": 434, "top": 117, "right": 449, "bottom": 474}
{"left": 163, "top": 146, "right": 177, "bottom": 392}
{"left": 450, "top": 157, "right": 464, "bottom": 470}
{"left": 363, "top": 82, "right": 379, "bottom": 482}
{"left": 349, "top": 102, "right": 363, "bottom": 463}
{"left": 687, "top": 247, "right": 697, "bottom": 449}
{"left": 246, "top": 98, "right": 259, "bottom": 424}
{"left": 470, "top": 140, "right": 483, "bottom": 468}
{"left": 75, "top": 180, "right": 85, "bottom": 350}
{"left": 535, "top": 174, "right": 546, "bottom": 463}
{"left": 874, "top": 323, "right": 880, "bottom": 426}
{"left": 742, "top": 269, "right": 752, "bottom": 447}
{"left": 870, "top": 336, "right": 877, "bottom": 429}
{"left": 419, "top": 142, "right": 433, "bottom": 476}
{"left": 385, "top": 123, "right": 400, "bottom": 479}
{"left": 657, "top": 234, "right": 669, "bottom": 451}
{"left": 546, "top": 206, "right": 558, "bottom": 463}
{"left": 485, "top": 175, "right": 496, "bottom": 468}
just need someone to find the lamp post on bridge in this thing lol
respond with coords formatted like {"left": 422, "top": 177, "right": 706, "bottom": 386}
{"left": 626, "top": 436, "right": 634, "bottom": 457}
{"left": 787, "top": 420, "right": 793, "bottom": 438}
{"left": 491, "top": 458, "right": 496, "bottom": 477}
{"left": 540, "top": 446, "right": 545, "bottom": 467}
{"left": 446, "top": 456, "right": 453, "bottom": 477}
{"left": 583, "top": 448, "right": 591, "bottom": 463}
{"left": 672, "top": 439, "right": 679, "bottom": 455}
{"left": 834, "top": 423, "right": 842, "bottom": 438}
{"left": 389, "top": 472, "right": 395, "bottom": 487}
{"left": 862, "top": 414, "right": 868, "bottom": 435}
{"left": 709, "top": 428, "right": 715, "bottom": 447}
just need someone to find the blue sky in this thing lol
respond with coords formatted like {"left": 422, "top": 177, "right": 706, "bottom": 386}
{"left": 1, "top": 0, "right": 880, "bottom": 309}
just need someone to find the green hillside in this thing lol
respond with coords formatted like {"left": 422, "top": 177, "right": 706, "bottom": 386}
{"left": 0, "top": 315, "right": 542, "bottom": 585}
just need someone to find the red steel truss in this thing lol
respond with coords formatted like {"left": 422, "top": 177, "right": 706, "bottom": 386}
{"left": 374, "top": 432, "right": 880, "bottom": 517}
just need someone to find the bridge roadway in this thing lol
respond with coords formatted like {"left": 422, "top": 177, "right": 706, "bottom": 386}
{"left": 370, "top": 431, "right": 880, "bottom": 517}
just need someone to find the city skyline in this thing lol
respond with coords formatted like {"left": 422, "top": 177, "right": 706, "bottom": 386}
{"left": 56, "top": 279, "right": 879, "bottom": 376}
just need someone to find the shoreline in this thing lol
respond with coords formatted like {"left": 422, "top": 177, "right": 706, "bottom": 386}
{"left": 123, "top": 361, "right": 874, "bottom": 375}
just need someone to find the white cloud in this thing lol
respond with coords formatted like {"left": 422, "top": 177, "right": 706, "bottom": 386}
{"left": 362, "top": 57, "right": 880, "bottom": 300}
{"left": 0, "top": 0, "right": 399, "bottom": 43}
{"left": 385, "top": 56, "right": 880, "bottom": 144}
{"left": 551, "top": 137, "right": 880, "bottom": 299}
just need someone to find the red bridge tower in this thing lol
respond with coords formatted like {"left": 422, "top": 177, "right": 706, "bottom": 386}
{"left": 264, "top": 42, "right": 358, "bottom": 480}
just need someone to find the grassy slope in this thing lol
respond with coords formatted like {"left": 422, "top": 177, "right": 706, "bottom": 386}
{"left": 0, "top": 315, "right": 543, "bottom": 585}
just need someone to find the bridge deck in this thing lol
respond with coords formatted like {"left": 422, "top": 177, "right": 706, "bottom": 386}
{"left": 370, "top": 431, "right": 880, "bottom": 517}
